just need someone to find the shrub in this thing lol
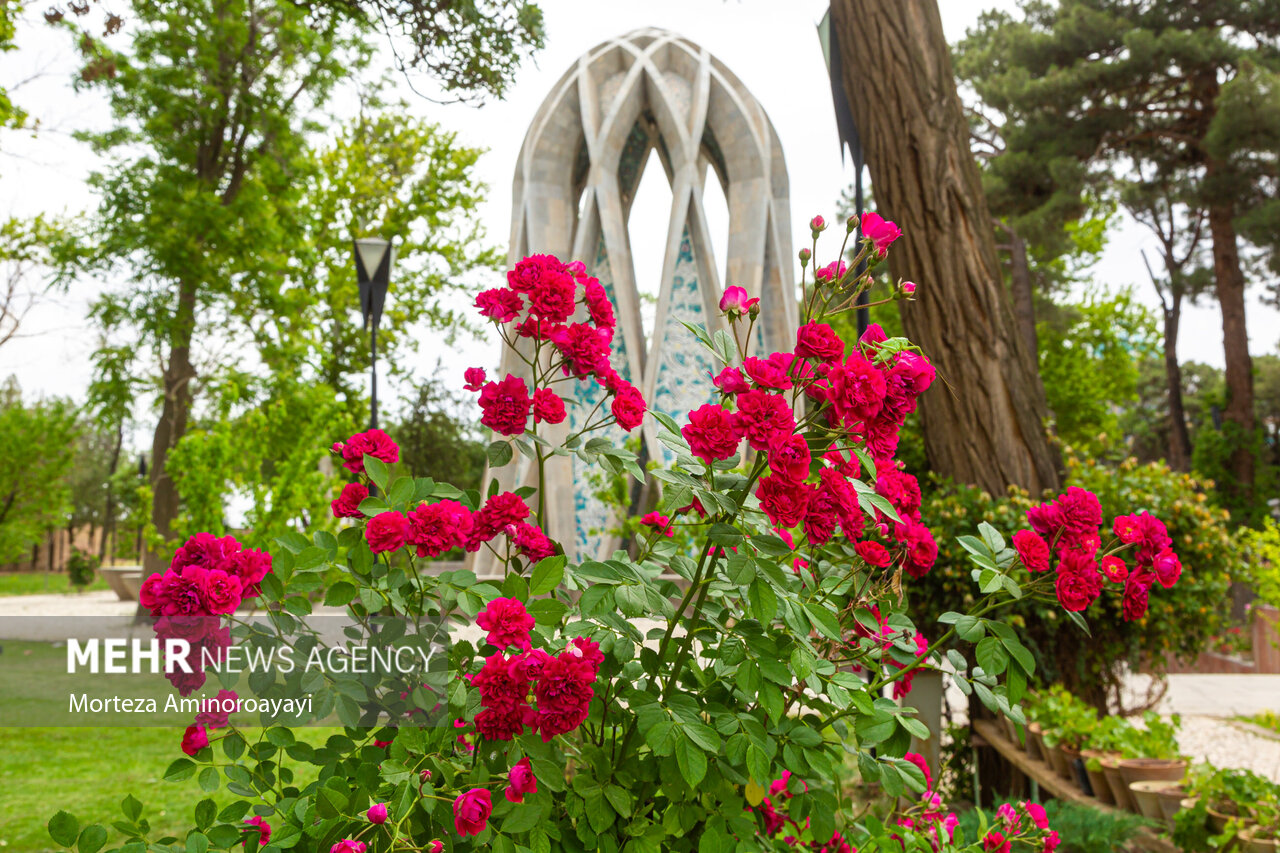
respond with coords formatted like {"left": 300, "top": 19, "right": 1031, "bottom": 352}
{"left": 66, "top": 547, "right": 100, "bottom": 589}
{"left": 909, "top": 451, "right": 1233, "bottom": 709}
{"left": 49, "top": 226, "right": 1181, "bottom": 853}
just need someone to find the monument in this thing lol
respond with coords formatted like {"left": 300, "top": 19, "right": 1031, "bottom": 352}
{"left": 477, "top": 28, "right": 797, "bottom": 571}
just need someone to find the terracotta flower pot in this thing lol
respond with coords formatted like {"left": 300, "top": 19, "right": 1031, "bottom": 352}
{"left": 1060, "top": 744, "right": 1086, "bottom": 788}
{"left": 1050, "top": 744, "right": 1074, "bottom": 781}
{"left": 1082, "top": 750, "right": 1115, "bottom": 805}
{"left": 1155, "top": 785, "right": 1186, "bottom": 828}
{"left": 1101, "top": 756, "right": 1137, "bottom": 812}
{"left": 1027, "top": 723, "right": 1046, "bottom": 762}
{"left": 1241, "top": 830, "right": 1280, "bottom": 853}
{"left": 1129, "top": 780, "right": 1168, "bottom": 822}
{"left": 1118, "top": 758, "right": 1187, "bottom": 788}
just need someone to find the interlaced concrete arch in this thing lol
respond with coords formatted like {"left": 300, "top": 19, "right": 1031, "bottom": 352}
{"left": 477, "top": 28, "right": 796, "bottom": 570}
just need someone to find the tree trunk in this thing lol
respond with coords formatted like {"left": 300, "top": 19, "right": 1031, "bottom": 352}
{"left": 99, "top": 421, "right": 123, "bottom": 564}
{"left": 146, "top": 277, "right": 199, "bottom": 573}
{"left": 1206, "top": 201, "right": 1255, "bottom": 497}
{"left": 1162, "top": 294, "right": 1192, "bottom": 472}
{"left": 1000, "top": 222, "right": 1039, "bottom": 362}
{"left": 831, "top": 0, "right": 1060, "bottom": 495}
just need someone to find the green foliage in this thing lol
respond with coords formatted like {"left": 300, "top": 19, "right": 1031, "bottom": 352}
{"left": 1191, "top": 421, "right": 1279, "bottom": 527}
{"left": 1240, "top": 517, "right": 1280, "bottom": 607}
{"left": 0, "top": 0, "right": 25, "bottom": 135}
{"left": 1037, "top": 289, "right": 1161, "bottom": 453}
{"left": 0, "top": 381, "right": 79, "bottom": 563}
{"left": 65, "top": 547, "right": 99, "bottom": 588}
{"left": 47, "top": 241, "right": 1073, "bottom": 853}
{"left": 1175, "top": 764, "right": 1280, "bottom": 849}
{"left": 168, "top": 376, "right": 358, "bottom": 549}
{"left": 910, "top": 451, "right": 1233, "bottom": 708}
{"left": 1027, "top": 685, "right": 1096, "bottom": 750}
{"left": 389, "top": 374, "right": 487, "bottom": 494}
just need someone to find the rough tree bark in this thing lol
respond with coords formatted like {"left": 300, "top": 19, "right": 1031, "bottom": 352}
{"left": 995, "top": 220, "right": 1039, "bottom": 369}
{"left": 1162, "top": 294, "right": 1192, "bottom": 473}
{"left": 831, "top": 0, "right": 1060, "bottom": 495}
{"left": 145, "top": 277, "right": 198, "bottom": 573}
{"left": 1207, "top": 200, "right": 1255, "bottom": 496}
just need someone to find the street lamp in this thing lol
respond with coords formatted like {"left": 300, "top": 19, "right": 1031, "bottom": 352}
{"left": 353, "top": 237, "right": 395, "bottom": 429}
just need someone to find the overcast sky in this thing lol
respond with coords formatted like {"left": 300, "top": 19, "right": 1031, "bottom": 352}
{"left": 2, "top": 0, "right": 1277, "bottom": 422}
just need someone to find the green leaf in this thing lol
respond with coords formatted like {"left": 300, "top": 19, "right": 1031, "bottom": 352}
{"left": 77, "top": 825, "right": 108, "bottom": 853}
{"left": 1000, "top": 636, "right": 1036, "bottom": 675}
{"left": 121, "top": 795, "right": 142, "bottom": 822}
{"left": 954, "top": 615, "right": 985, "bottom": 642}
{"left": 975, "top": 636, "right": 1008, "bottom": 676}
{"left": 324, "top": 581, "right": 357, "bottom": 607}
{"left": 487, "top": 440, "right": 513, "bottom": 468}
{"left": 675, "top": 736, "right": 708, "bottom": 787}
{"left": 164, "top": 758, "right": 197, "bottom": 782}
{"left": 526, "top": 597, "right": 567, "bottom": 626}
{"left": 48, "top": 812, "right": 79, "bottom": 847}
{"left": 749, "top": 577, "right": 777, "bottom": 623}
{"left": 387, "top": 476, "right": 415, "bottom": 506}
{"left": 529, "top": 555, "right": 566, "bottom": 595}
{"left": 804, "top": 603, "right": 843, "bottom": 641}
{"left": 193, "top": 799, "right": 216, "bottom": 830}
{"left": 185, "top": 831, "right": 210, "bottom": 853}
{"left": 502, "top": 803, "right": 542, "bottom": 834}
{"left": 364, "top": 455, "right": 389, "bottom": 490}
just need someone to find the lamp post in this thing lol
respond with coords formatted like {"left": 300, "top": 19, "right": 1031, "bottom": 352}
{"left": 353, "top": 237, "right": 395, "bottom": 430}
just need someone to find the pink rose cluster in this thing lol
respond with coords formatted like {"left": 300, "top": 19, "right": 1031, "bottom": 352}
{"left": 984, "top": 801, "right": 1060, "bottom": 853}
{"left": 138, "top": 532, "right": 272, "bottom": 697}
{"left": 363, "top": 488, "right": 554, "bottom": 565}
{"left": 1011, "top": 487, "right": 1183, "bottom": 621}
{"left": 685, "top": 303, "right": 938, "bottom": 576}
{"left": 466, "top": 598, "right": 603, "bottom": 744}
{"left": 469, "top": 254, "right": 647, "bottom": 435}
{"left": 849, "top": 604, "right": 930, "bottom": 698}
{"left": 331, "top": 428, "right": 399, "bottom": 475}
{"left": 748, "top": 770, "right": 854, "bottom": 853}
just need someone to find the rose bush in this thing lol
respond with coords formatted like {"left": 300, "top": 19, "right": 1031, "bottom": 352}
{"left": 50, "top": 216, "right": 1183, "bottom": 853}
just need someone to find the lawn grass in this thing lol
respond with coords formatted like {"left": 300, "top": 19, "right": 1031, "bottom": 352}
{"left": 0, "top": 726, "right": 337, "bottom": 853}
{"left": 0, "top": 640, "right": 338, "bottom": 852}
{"left": 0, "top": 572, "right": 111, "bottom": 597}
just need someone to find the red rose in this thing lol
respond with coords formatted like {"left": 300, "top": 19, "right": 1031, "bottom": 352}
{"left": 452, "top": 789, "right": 493, "bottom": 837}
{"left": 408, "top": 499, "right": 472, "bottom": 557}
{"left": 861, "top": 211, "right": 902, "bottom": 258}
{"left": 712, "top": 366, "right": 749, "bottom": 394}
{"left": 463, "top": 366, "right": 486, "bottom": 392}
{"left": 734, "top": 389, "right": 795, "bottom": 452}
{"left": 583, "top": 278, "right": 616, "bottom": 330}
{"left": 767, "top": 433, "right": 812, "bottom": 481}
{"left": 533, "top": 650, "right": 597, "bottom": 741}
{"left": 225, "top": 548, "right": 271, "bottom": 598}
{"left": 802, "top": 491, "right": 840, "bottom": 546}
{"left": 795, "top": 322, "right": 844, "bottom": 362}
{"left": 1152, "top": 548, "right": 1182, "bottom": 588}
{"left": 611, "top": 384, "right": 646, "bottom": 431}
{"left": 827, "top": 351, "right": 886, "bottom": 425}
{"left": 901, "top": 521, "right": 938, "bottom": 579}
{"left": 513, "top": 523, "right": 555, "bottom": 562}
{"left": 366, "top": 511, "right": 409, "bottom": 554}
{"left": 1013, "top": 529, "right": 1051, "bottom": 573}
{"left": 532, "top": 388, "right": 566, "bottom": 425}
{"left": 855, "top": 541, "right": 891, "bottom": 568}
{"left": 743, "top": 353, "right": 793, "bottom": 390}
{"left": 1055, "top": 564, "right": 1102, "bottom": 612}
{"left": 757, "top": 474, "right": 811, "bottom": 529}
{"left": 527, "top": 268, "right": 577, "bottom": 322}
{"left": 641, "top": 512, "right": 673, "bottom": 537}
{"left": 195, "top": 689, "right": 238, "bottom": 728}
{"left": 475, "top": 288, "right": 523, "bottom": 322}
{"left": 505, "top": 757, "right": 538, "bottom": 804}
{"left": 170, "top": 532, "right": 238, "bottom": 572}
{"left": 243, "top": 817, "right": 270, "bottom": 844}
{"left": 1101, "top": 555, "right": 1129, "bottom": 582}
{"left": 1056, "top": 487, "right": 1102, "bottom": 536}
{"left": 1122, "top": 575, "right": 1151, "bottom": 621}
{"left": 477, "top": 597, "right": 535, "bottom": 650}
{"left": 681, "top": 404, "right": 741, "bottom": 464}
{"left": 479, "top": 374, "right": 531, "bottom": 436}
{"left": 550, "top": 323, "right": 611, "bottom": 378}
{"left": 331, "top": 482, "right": 368, "bottom": 519}
{"left": 197, "top": 569, "right": 242, "bottom": 615}
{"left": 181, "top": 724, "right": 209, "bottom": 756}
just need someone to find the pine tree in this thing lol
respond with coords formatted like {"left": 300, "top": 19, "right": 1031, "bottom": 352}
{"left": 958, "top": 0, "right": 1280, "bottom": 505}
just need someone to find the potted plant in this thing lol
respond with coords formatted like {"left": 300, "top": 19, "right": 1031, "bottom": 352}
{"left": 1118, "top": 712, "right": 1185, "bottom": 814}
{"left": 1083, "top": 715, "right": 1132, "bottom": 807}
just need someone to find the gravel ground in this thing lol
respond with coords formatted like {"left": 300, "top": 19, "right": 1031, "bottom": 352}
{"left": 1175, "top": 714, "right": 1280, "bottom": 781}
